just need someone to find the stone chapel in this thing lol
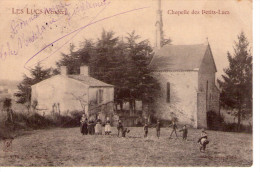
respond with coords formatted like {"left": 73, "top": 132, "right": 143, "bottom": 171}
{"left": 149, "top": 0, "right": 220, "bottom": 128}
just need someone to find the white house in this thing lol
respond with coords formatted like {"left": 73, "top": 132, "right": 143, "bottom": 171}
{"left": 31, "top": 66, "right": 114, "bottom": 121}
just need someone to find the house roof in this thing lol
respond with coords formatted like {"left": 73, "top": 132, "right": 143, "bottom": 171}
{"left": 149, "top": 44, "right": 209, "bottom": 71}
{"left": 68, "top": 75, "right": 113, "bottom": 87}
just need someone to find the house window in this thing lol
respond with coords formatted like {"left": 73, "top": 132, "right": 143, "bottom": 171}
{"left": 98, "top": 89, "right": 104, "bottom": 103}
{"left": 167, "top": 82, "right": 170, "bottom": 103}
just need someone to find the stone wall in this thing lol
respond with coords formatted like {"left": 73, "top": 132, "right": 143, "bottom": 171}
{"left": 197, "top": 47, "right": 220, "bottom": 128}
{"left": 151, "top": 71, "right": 198, "bottom": 127}
{"left": 208, "top": 86, "right": 220, "bottom": 115}
{"left": 197, "top": 92, "right": 207, "bottom": 128}
{"left": 149, "top": 46, "right": 220, "bottom": 128}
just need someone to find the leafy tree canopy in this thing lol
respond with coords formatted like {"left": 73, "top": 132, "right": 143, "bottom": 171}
{"left": 217, "top": 31, "right": 252, "bottom": 130}
{"left": 56, "top": 30, "right": 160, "bottom": 110}
{"left": 15, "top": 64, "right": 52, "bottom": 104}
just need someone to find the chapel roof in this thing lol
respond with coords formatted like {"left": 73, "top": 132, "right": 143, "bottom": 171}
{"left": 68, "top": 75, "right": 113, "bottom": 87}
{"left": 149, "top": 44, "right": 209, "bottom": 71}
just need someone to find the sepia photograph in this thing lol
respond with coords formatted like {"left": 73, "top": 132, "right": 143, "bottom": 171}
{"left": 0, "top": 0, "right": 255, "bottom": 167}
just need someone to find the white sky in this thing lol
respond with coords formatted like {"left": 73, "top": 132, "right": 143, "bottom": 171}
{"left": 0, "top": 0, "right": 252, "bottom": 81}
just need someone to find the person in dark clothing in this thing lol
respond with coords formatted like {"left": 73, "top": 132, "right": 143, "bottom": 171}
{"left": 154, "top": 120, "right": 161, "bottom": 139}
{"left": 144, "top": 122, "right": 149, "bottom": 138}
{"left": 87, "top": 120, "right": 91, "bottom": 135}
{"left": 179, "top": 125, "right": 188, "bottom": 140}
{"left": 117, "top": 120, "right": 124, "bottom": 137}
{"left": 169, "top": 119, "right": 178, "bottom": 139}
{"left": 80, "top": 114, "right": 88, "bottom": 135}
{"left": 197, "top": 129, "right": 209, "bottom": 152}
{"left": 88, "top": 120, "right": 95, "bottom": 135}
{"left": 122, "top": 128, "right": 130, "bottom": 137}
{"left": 82, "top": 120, "right": 88, "bottom": 135}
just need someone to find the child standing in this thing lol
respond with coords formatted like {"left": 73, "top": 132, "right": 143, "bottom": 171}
{"left": 154, "top": 120, "right": 161, "bottom": 139}
{"left": 95, "top": 120, "right": 102, "bottom": 135}
{"left": 197, "top": 129, "right": 209, "bottom": 152}
{"left": 104, "top": 117, "right": 111, "bottom": 135}
{"left": 179, "top": 125, "right": 188, "bottom": 140}
{"left": 144, "top": 122, "right": 149, "bottom": 138}
{"left": 169, "top": 119, "right": 178, "bottom": 139}
{"left": 117, "top": 120, "right": 124, "bottom": 137}
{"left": 95, "top": 115, "right": 102, "bottom": 135}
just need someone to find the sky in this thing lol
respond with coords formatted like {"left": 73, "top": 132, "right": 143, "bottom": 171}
{"left": 0, "top": 0, "right": 252, "bottom": 81}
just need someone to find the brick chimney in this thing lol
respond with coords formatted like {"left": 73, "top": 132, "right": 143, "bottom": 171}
{"left": 60, "top": 66, "right": 67, "bottom": 75}
{"left": 80, "top": 66, "right": 89, "bottom": 76}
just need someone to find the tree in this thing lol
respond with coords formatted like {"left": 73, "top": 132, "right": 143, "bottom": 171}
{"left": 68, "top": 92, "right": 88, "bottom": 114}
{"left": 217, "top": 32, "right": 252, "bottom": 131}
{"left": 15, "top": 64, "right": 52, "bottom": 113}
{"left": 56, "top": 29, "right": 160, "bottom": 115}
{"left": 123, "top": 31, "right": 160, "bottom": 114}
{"left": 3, "top": 98, "right": 13, "bottom": 122}
{"left": 56, "top": 40, "right": 95, "bottom": 74}
{"left": 94, "top": 30, "right": 121, "bottom": 82}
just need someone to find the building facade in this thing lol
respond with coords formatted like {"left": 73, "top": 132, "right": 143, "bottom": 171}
{"left": 148, "top": 0, "right": 220, "bottom": 128}
{"left": 31, "top": 66, "right": 114, "bottom": 121}
{"left": 149, "top": 44, "right": 220, "bottom": 128}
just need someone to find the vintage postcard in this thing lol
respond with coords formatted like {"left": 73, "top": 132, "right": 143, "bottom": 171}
{"left": 0, "top": 0, "right": 254, "bottom": 167}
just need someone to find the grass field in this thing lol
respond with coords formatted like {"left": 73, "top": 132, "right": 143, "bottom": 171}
{"left": 0, "top": 127, "right": 252, "bottom": 167}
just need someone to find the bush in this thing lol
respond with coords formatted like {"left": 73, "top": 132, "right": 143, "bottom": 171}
{"left": 2, "top": 110, "right": 84, "bottom": 131}
{"left": 0, "top": 110, "right": 85, "bottom": 140}
{"left": 53, "top": 110, "right": 83, "bottom": 128}
{"left": 0, "top": 121, "right": 14, "bottom": 140}
{"left": 71, "top": 111, "right": 83, "bottom": 125}
{"left": 0, "top": 112, "right": 53, "bottom": 139}
{"left": 25, "top": 113, "right": 54, "bottom": 129}
{"left": 207, "top": 111, "right": 225, "bottom": 130}
{"left": 223, "top": 122, "right": 252, "bottom": 133}
{"left": 206, "top": 111, "right": 252, "bottom": 133}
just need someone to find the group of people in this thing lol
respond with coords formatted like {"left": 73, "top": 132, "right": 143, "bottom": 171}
{"left": 80, "top": 114, "right": 130, "bottom": 137}
{"left": 143, "top": 119, "right": 187, "bottom": 140}
{"left": 80, "top": 114, "right": 210, "bottom": 152}
{"left": 80, "top": 113, "right": 112, "bottom": 135}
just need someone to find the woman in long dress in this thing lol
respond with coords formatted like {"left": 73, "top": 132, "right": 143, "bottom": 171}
{"left": 95, "top": 115, "right": 102, "bottom": 135}
{"left": 88, "top": 120, "right": 95, "bottom": 135}
{"left": 105, "top": 117, "right": 111, "bottom": 135}
{"left": 80, "top": 114, "right": 88, "bottom": 135}
{"left": 82, "top": 119, "right": 88, "bottom": 135}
